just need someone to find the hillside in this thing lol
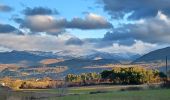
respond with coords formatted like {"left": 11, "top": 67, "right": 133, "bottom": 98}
{"left": 0, "top": 51, "right": 51, "bottom": 66}
{"left": 133, "top": 47, "right": 170, "bottom": 64}
{"left": 84, "top": 52, "right": 140, "bottom": 62}
{"left": 0, "top": 51, "right": 121, "bottom": 79}
{"left": 40, "top": 59, "right": 64, "bottom": 65}
{"left": 48, "top": 58, "right": 120, "bottom": 68}
{"left": 46, "top": 58, "right": 120, "bottom": 75}
{"left": 0, "top": 50, "right": 134, "bottom": 66}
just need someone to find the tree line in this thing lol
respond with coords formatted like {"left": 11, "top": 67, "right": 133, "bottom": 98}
{"left": 65, "top": 67, "right": 167, "bottom": 85}
{"left": 65, "top": 72, "right": 100, "bottom": 83}
{"left": 0, "top": 67, "right": 168, "bottom": 89}
{"left": 0, "top": 77, "right": 64, "bottom": 90}
{"left": 101, "top": 67, "right": 167, "bottom": 84}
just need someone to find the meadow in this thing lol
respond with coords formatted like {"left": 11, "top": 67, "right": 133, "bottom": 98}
{"left": 55, "top": 89, "right": 170, "bottom": 100}
{"left": 1, "top": 85, "right": 170, "bottom": 100}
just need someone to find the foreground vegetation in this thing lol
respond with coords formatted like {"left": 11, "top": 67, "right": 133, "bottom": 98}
{"left": 0, "top": 67, "right": 168, "bottom": 90}
{"left": 0, "top": 77, "right": 64, "bottom": 90}
{"left": 0, "top": 66, "right": 169, "bottom": 100}
{"left": 66, "top": 67, "right": 167, "bottom": 86}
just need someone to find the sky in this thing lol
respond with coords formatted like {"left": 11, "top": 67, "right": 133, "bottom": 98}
{"left": 0, "top": 0, "right": 170, "bottom": 56}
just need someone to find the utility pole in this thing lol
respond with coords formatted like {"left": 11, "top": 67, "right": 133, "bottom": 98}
{"left": 166, "top": 56, "right": 168, "bottom": 82}
{"left": 166, "top": 56, "right": 168, "bottom": 77}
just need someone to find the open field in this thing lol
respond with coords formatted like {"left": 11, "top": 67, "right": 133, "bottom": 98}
{"left": 1, "top": 85, "right": 170, "bottom": 100}
{"left": 55, "top": 89, "right": 170, "bottom": 100}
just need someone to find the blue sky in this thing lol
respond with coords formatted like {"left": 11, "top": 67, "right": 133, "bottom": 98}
{"left": 0, "top": 0, "right": 170, "bottom": 55}
{"left": 1, "top": 0, "right": 111, "bottom": 38}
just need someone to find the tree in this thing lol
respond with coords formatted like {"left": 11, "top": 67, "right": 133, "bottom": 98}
{"left": 101, "top": 67, "right": 163, "bottom": 85}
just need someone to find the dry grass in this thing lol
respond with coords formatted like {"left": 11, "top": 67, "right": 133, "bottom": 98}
{"left": 0, "top": 64, "right": 20, "bottom": 72}
{"left": 40, "top": 59, "right": 64, "bottom": 65}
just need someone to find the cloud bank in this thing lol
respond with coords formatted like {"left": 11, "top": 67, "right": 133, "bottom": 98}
{"left": 100, "top": 0, "right": 170, "bottom": 19}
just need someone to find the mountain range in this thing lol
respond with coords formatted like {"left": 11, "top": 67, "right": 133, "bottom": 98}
{"left": 0, "top": 47, "right": 170, "bottom": 66}
{"left": 0, "top": 50, "right": 141, "bottom": 66}
{"left": 0, "top": 47, "right": 170, "bottom": 79}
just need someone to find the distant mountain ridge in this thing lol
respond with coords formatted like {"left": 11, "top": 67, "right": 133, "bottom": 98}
{"left": 0, "top": 50, "right": 141, "bottom": 66}
{"left": 83, "top": 51, "right": 140, "bottom": 62}
{"left": 133, "top": 47, "right": 170, "bottom": 64}
{"left": 0, "top": 50, "right": 50, "bottom": 66}
{"left": 48, "top": 58, "right": 120, "bottom": 68}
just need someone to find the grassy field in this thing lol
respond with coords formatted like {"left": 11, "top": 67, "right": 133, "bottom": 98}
{"left": 1, "top": 85, "right": 170, "bottom": 100}
{"left": 55, "top": 89, "right": 170, "bottom": 100}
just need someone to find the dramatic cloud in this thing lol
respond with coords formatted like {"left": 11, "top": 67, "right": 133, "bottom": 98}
{"left": 14, "top": 13, "right": 112, "bottom": 35}
{"left": 0, "top": 32, "right": 162, "bottom": 55}
{"left": 103, "top": 12, "right": 170, "bottom": 44}
{"left": 100, "top": 0, "right": 170, "bottom": 19}
{"left": 18, "top": 15, "right": 66, "bottom": 34}
{"left": 67, "top": 13, "right": 113, "bottom": 29}
{"left": 65, "top": 37, "right": 84, "bottom": 46}
{"left": 0, "top": 23, "right": 23, "bottom": 35}
{"left": 0, "top": 4, "right": 13, "bottom": 12}
{"left": 23, "top": 7, "right": 59, "bottom": 15}
{"left": 1, "top": 1, "right": 168, "bottom": 56}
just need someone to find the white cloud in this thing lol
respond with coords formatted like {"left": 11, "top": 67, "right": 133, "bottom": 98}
{"left": 17, "top": 13, "right": 112, "bottom": 34}
{"left": 86, "top": 13, "right": 109, "bottom": 24}
{"left": 105, "top": 11, "right": 170, "bottom": 44}
{"left": 97, "top": 40, "right": 159, "bottom": 55}
{"left": 0, "top": 33, "right": 69, "bottom": 52}
{"left": 0, "top": 33, "right": 94, "bottom": 56}
{"left": 21, "top": 15, "right": 66, "bottom": 33}
{"left": 0, "top": 32, "right": 167, "bottom": 56}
